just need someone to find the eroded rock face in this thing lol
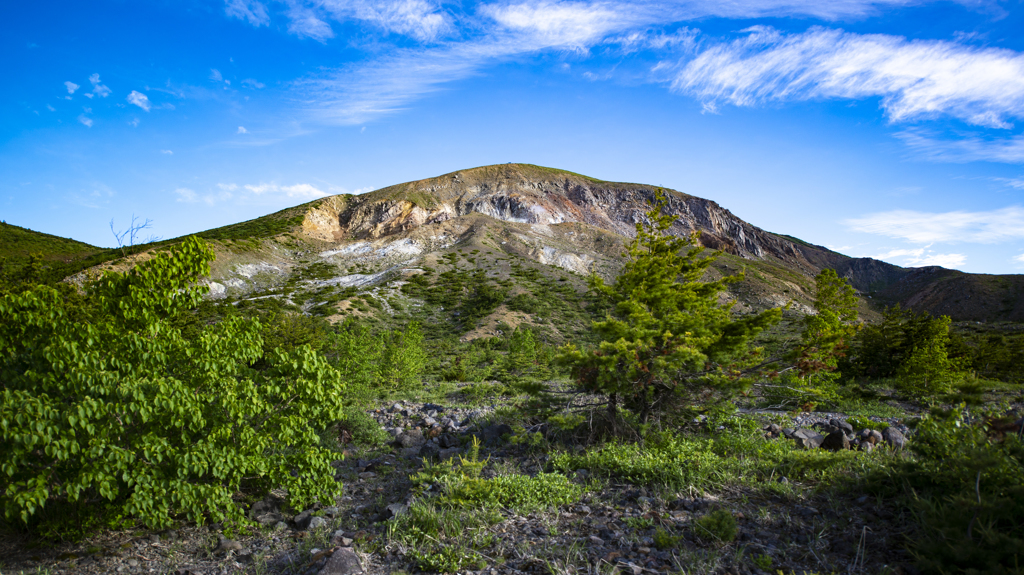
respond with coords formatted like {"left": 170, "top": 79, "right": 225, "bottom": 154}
{"left": 299, "top": 164, "right": 892, "bottom": 291}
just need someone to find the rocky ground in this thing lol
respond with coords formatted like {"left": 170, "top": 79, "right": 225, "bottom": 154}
{"left": 0, "top": 399, "right": 935, "bottom": 575}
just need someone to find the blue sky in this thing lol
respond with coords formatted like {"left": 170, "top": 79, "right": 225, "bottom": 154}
{"left": 3, "top": 0, "right": 1024, "bottom": 274}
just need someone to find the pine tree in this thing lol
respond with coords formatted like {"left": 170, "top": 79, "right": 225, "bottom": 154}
{"left": 788, "top": 269, "right": 860, "bottom": 404}
{"left": 559, "top": 190, "right": 781, "bottom": 426}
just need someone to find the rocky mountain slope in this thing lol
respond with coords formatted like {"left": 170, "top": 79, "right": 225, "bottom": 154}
{"left": 5, "top": 164, "right": 1024, "bottom": 325}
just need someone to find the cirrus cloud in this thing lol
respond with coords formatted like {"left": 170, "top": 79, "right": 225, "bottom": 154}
{"left": 846, "top": 206, "right": 1024, "bottom": 243}
{"left": 671, "top": 26, "right": 1024, "bottom": 129}
{"left": 127, "top": 90, "right": 152, "bottom": 111}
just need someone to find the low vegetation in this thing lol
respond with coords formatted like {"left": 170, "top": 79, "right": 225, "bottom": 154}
{"left": 0, "top": 195, "right": 1021, "bottom": 575}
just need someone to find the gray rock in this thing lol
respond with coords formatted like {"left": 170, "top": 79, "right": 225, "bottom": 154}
{"left": 821, "top": 431, "right": 850, "bottom": 452}
{"left": 767, "top": 423, "right": 782, "bottom": 434}
{"left": 859, "top": 441, "right": 874, "bottom": 453}
{"left": 438, "top": 433, "right": 459, "bottom": 449}
{"left": 483, "top": 423, "right": 513, "bottom": 445}
{"left": 397, "top": 429, "right": 425, "bottom": 448}
{"left": 419, "top": 442, "right": 440, "bottom": 458}
{"left": 438, "top": 447, "right": 461, "bottom": 461}
{"left": 794, "top": 431, "right": 825, "bottom": 449}
{"left": 294, "top": 510, "right": 313, "bottom": 530}
{"left": 831, "top": 418, "right": 854, "bottom": 435}
{"left": 214, "top": 535, "right": 243, "bottom": 554}
{"left": 423, "top": 416, "right": 437, "bottom": 427}
{"left": 385, "top": 503, "right": 408, "bottom": 519}
{"left": 256, "top": 512, "right": 284, "bottom": 526}
{"left": 307, "top": 516, "right": 327, "bottom": 531}
{"left": 782, "top": 427, "right": 795, "bottom": 438}
{"left": 249, "top": 497, "right": 281, "bottom": 519}
{"left": 882, "top": 427, "right": 907, "bottom": 450}
{"left": 318, "top": 547, "right": 363, "bottom": 575}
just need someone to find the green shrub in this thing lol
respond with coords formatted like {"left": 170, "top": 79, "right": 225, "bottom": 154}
{"left": 846, "top": 415, "right": 889, "bottom": 432}
{"left": 550, "top": 434, "right": 722, "bottom": 488}
{"left": 653, "top": 527, "right": 682, "bottom": 550}
{"left": 693, "top": 509, "right": 737, "bottom": 544}
{"left": 0, "top": 237, "right": 348, "bottom": 530}
{"left": 883, "top": 407, "right": 1024, "bottom": 574}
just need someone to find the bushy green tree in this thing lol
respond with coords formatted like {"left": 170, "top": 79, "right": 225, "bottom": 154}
{"left": 0, "top": 237, "right": 347, "bottom": 529}
{"left": 559, "top": 191, "right": 781, "bottom": 424}
{"left": 850, "top": 305, "right": 964, "bottom": 395}
{"left": 774, "top": 269, "right": 859, "bottom": 406}
{"left": 378, "top": 322, "right": 428, "bottom": 393}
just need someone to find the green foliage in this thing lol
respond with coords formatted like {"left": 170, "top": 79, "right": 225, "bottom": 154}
{"left": 871, "top": 406, "right": 1024, "bottom": 574}
{"left": 378, "top": 322, "right": 428, "bottom": 393}
{"left": 845, "top": 415, "right": 889, "bottom": 432}
{"left": 0, "top": 237, "right": 348, "bottom": 529}
{"left": 773, "top": 269, "right": 859, "bottom": 408}
{"left": 750, "top": 553, "right": 773, "bottom": 570}
{"left": 849, "top": 305, "right": 965, "bottom": 396}
{"left": 559, "top": 191, "right": 781, "bottom": 423}
{"left": 653, "top": 526, "right": 683, "bottom": 550}
{"left": 692, "top": 509, "right": 737, "bottom": 544}
{"left": 550, "top": 434, "right": 723, "bottom": 488}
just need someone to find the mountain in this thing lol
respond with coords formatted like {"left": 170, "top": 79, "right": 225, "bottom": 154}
{"left": 5, "top": 164, "right": 1023, "bottom": 331}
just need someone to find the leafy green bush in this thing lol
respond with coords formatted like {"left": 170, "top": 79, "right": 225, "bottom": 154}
{"left": 693, "top": 509, "right": 737, "bottom": 544}
{"left": 883, "top": 407, "right": 1024, "bottom": 574}
{"left": 846, "top": 415, "right": 889, "bottom": 432}
{"left": 653, "top": 527, "right": 682, "bottom": 550}
{"left": 0, "top": 237, "right": 348, "bottom": 529}
{"left": 550, "top": 434, "right": 722, "bottom": 488}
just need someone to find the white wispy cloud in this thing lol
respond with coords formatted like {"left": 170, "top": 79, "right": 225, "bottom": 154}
{"left": 127, "top": 90, "right": 152, "bottom": 111}
{"left": 77, "top": 115, "right": 93, "bottom": 127}
{"left": 243, "top": 182, "right": 328, "bottom": 199}
{"left": 46, "top": 104, "right": 55, "bottom": 112}
{"left": 64, "top": 81, "right": 79, "bottom": 94}
{"left": 210, "top": 69, "right": 224, "bottom": 82}
{"left": 846, "top": 206, "right": 1024, "bottom": 243}
{"left": 896, "top": 129, "right": 1024, "bottom": 163}
{"left": 237, "top": 126, "right": 249, "bottom": 134}
{"left": 994, "top": 176, "right": 1024, "bottom": 189}
{"left": 321, "top": 0, "right": 449, "bottom": 41}
{"left": 285, "top": 2, "right": 336, "bottom": 42}
{"left": 161, "top": 149, "right": 174, "bottom": 155}
{"left": 175, "top": 188, "right": 198, "bottom": 202}
{"left": 297, "top": 1, "right": 639, "bottom": 124}
{"left": 89, "top": 73, "right": 111, "bottom": 97}
{"left": 671, "top": 26, "right": 1024, "bottom": 129}
{"left": 290, "top": 0, "right": 1015, "bottom": 129}
{"left": 218, "top": 183, "right": 239, "bottom": 191}
{"left": 225, "top": 0, "right": 270, "bottom": 26}
{"left": 242, "top": 78, "right": 265, "bottom": 89}
{"left": 1013, "top": 253, "right": 1024, "bottom": 264}
{"left": 872, "top": 247, "right": 966, "bottom": 267}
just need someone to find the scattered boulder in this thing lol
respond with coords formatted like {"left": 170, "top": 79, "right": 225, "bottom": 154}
{"left": 821, "top": 431, "right": 850, "bottom": 452}
{"left": 397, "top": 428, "right": 425, "bottom": 448}
{"left": 384, "top": 503, "right": 408, "bottom": 519}
{"left": 318, "top": 547, "right": 363, "bottom": 575}
{"left": 214, "top": 535, "right": 243, "bottom": 554}
{"left": 882, "top": 427, "right": 907, "bottom": 450}
{"left": 419, "top": 442, "right": 440, "bottom": 458}
{"left": 792, "top": 429, "right": 825, "bottom": 449}
{"left": 483, "top": 423, "right": 513, "bottom": 445}
{"left": 294, "top": 510, "right": 314, "bottom": 530}
{"left": 439, "top": 433, "right": 459, "bottom": 449}
{"left": 308, "top": 516, "right": 327, "bottom": 531}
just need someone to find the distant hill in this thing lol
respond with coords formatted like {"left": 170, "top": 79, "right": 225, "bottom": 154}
{"left": 4, "top": 164, "right": 1023, "bottom": 329}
